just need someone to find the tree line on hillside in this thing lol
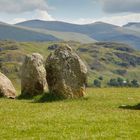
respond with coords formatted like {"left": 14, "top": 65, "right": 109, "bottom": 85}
{"left": 93, "top": 76, "right": 140, "bottom": 88}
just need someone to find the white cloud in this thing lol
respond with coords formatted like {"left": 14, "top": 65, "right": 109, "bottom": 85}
{"left": 0, "top": 0, "right": 55, "bottom": 23}
{"left": 101, "top": 0, "right": 140, "bottom": 13}
{"left": 72, "top": 13, "right": 140, "bottom": 26}
{"left": 10, "top": 10, "right": 55, "bottom": 24}
{"left": 35, "top": 10, "right": 54, "bottom": 21}
{"left": 71, "top": 18, "right": 96, "bottom": 25}
{"left": 0, "top": 0, "right": 48, "bottom": 13}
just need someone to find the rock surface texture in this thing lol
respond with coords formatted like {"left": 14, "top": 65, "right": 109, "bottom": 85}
{"left": 46, "top": 44, "right": 87, "bottom": 99}
{"left": 21, "top": 53, "right": 47, "bottom": 96}
{"left": 0, "top": 72, "right": 16, "bottom": 98}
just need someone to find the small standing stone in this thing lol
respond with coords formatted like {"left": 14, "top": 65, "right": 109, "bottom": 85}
{"left": 0, "top": 72, "right": 16, "bottom": 99}
{"left": 21, "top": 53, "right": 47, "bottom": 96}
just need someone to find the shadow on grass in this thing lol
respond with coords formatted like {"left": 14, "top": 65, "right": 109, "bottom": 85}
{"left": 16, "top": 91, "right": 89, "bottom": 103}
{"left": 119, "top": 103, "right": 140, "bottom": 110}
{"left": 34, "top": 92, "right": 65, "bottom": 103}
{"left": 34, "top": 92, "right": 89, "bottom": 103}
{"left": 17, "top": 93, "right": 35, "bottom": 100}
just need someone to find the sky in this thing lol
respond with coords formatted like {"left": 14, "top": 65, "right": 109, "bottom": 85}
{"left": 0, "top": 0, "right": 140, "bottom": 26}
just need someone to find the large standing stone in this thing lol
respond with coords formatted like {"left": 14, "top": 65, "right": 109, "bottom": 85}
{"left": 46, "top": 44, "right": 87, "bottom": 99}
{"left": 21, "top": 53, "right": 47, "bottom": 96}
{"left": 0, "top": 72, "right": 16, "bottom": 98}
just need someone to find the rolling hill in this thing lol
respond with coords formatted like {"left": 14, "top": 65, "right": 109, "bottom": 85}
{"left": 123, "top": 22, "right": 140, "bottom": 32}
{"left": 0, "top": 40, "right": 140, "bottom": 89}
{"left": 16, "top": 20, "right": 118, "bottom": 35}
{"left": 16, "top": 20, "right": 140, "bottom": 49}
{"left": 0, "top": 22, "right": 60, "bottom": 42}
{"left": 16, "top": 25, "right": 96, "bottom": 43}
{"left": 0, "top": 20, "right": 139, "bottom": 49}
{"left": 32, "top": 29, "right": 96, "bottom": 43}
{"left": 0, "top": 22, "right": 96, "bottom": 43}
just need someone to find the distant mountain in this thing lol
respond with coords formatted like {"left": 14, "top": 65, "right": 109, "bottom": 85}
{"left": 0, "top": 21, "right": 95, "bottom": 43}
{"left": 15, "top": 20, "right": 97, "bottom": 43}
{"left": 123, "top": 22, "right": 140, "bottom": 28}
{"left": 123, "top": 22, "right": 140, "bottom": 32}
{"left": 16, "top": 20, "right": 118, "bottom": 34}
{"left": 0, "top": 20, "right": 139, "bottom": 49}
{"left": 16, "top": 20, "right": 140, "bottom": 49}
{"left": 0, "top": 22, "right": 59, "bottom": 42}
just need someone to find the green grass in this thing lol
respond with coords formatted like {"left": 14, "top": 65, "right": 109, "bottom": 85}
{"left": 0, "top": 88, "right": 140, "bottom": 139}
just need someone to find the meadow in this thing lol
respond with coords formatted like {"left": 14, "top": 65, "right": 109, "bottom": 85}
{"left": 0, "top": 88, "right": 140, "bottom": 140}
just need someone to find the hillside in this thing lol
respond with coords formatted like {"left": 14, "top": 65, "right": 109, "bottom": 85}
{"left": 0, "top": 22, "right": 96, "bottom": 43}
{"left": 16, "top": 20, "right": 118, "bottom": 34}
{"left": 77, "top": 42, "right": 140, "bottom": 85}
{"left": 123, "top": 22, "right": 140, "bottom": 32}
{"left": 31, "top": 28, "right": 96, "bottom": 43}
{"left": 16, "top": 25, "right": 96, "bottom": 43}
{"left": 16, "top": 20, "right": 140, "bottom": 49}
{"left": 0, "top": 22, "right": 60, "bottom": 42}
{"left": 0, "top": 40, "right": 140, "bottom": 89}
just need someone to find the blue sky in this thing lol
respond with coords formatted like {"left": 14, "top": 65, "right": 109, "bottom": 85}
{"left": 0, "top": 0, "right": 140, "bottom": 26}
{"left": 47, "top": 0, "right": 104, "bottom": 19}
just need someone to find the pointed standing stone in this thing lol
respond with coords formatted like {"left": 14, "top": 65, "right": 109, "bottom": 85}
{"left": 46, "top": 44, "right": 87, "bottom": 99}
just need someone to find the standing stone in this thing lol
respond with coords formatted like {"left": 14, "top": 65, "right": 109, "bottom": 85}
{"left": 0, "top": 72, "right": 16, "bottom": 98}
{"left": 21, "top": 53, "right": 47, "bottom": 96}
{"left": 46, "top": 44, "right": 87, "bottom": 99}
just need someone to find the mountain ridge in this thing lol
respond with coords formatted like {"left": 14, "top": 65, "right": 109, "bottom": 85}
{"left": 16, "top": 20, "right": 140, "bottom": 49}
{"left": 0, "top": 22, "right": 60, "bottom": 42}
{"left": 123, "top": 22, "right": 140, "bottom": 33}
{"left": 0, "top": 21, "right": 96, "bottom": 43}
{"left": 0, "top": 20, "right": 139, "bottom": 49}
{"left": 123, "top": 22, "right": 140, "bottom": 27}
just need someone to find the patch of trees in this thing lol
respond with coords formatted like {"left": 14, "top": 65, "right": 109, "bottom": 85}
{"left": 93, "top": 79, "right": 101, "bottom": 87}
{"left": 93, "top": 76, "right": 139, "bottom": 88}
{"left": 108, "top": 78, "right": 140, "bottom": 87}
{"left": 93, "top": 76, "right": 103, "bottom": 87}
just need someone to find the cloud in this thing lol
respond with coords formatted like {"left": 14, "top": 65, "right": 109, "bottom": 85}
{"left": 0, "top": 0, "right": 55, "bottom": 23}
{"left": 72, "top": 13, "right": 140, "bottom": 26}
{"left": 10, "top": 10, "right": 55, "bottom": 24}
{"left": 0, "top": 0, "right": 48, "bottom": 13}
{"left": 35, "top": 10, "right": 54, "bottom": 21}
{"left": 101, "top": 0, "right": 140, "bottom": 13}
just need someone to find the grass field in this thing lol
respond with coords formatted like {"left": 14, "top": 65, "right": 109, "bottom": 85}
{"left": 0, "top": 88, "right": 140, "bottom": 140}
